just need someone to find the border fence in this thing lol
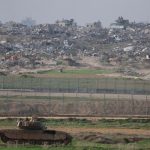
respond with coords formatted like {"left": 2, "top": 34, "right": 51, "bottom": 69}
{"left": 0, "top": 76, "right": 150, "bottom": 117}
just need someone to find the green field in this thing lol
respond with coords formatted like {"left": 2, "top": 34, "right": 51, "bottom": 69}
{"left": 0, "top": 75, "right": 149, "bottom": 94}
{"left": 0, "top": 140, "right": 150, "bottom": 150}
{"left": 45, "top": 118, "right": 150, "bottom": 129}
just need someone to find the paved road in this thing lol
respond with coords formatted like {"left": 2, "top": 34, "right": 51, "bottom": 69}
{"left": 0, "top": 89, "right": 149, "bottom": 101}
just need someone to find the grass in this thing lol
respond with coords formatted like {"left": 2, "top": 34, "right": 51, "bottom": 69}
{"left": 43, "top": 118, "right": 150, "bottom": 129}
{"left": 37, "top": 69, "right": 114, "bottom": 75}
{"left": 0, "top": 145, "right": 114, "bottom": 150}
{"left": 0, "top": 119, "right": 16, "bottom": 127}
{"left": 0, "top": 95, "right": 102, "bottom": 101}
{"left": 96, "top": 119, "right": 150, "bottom": 129}
{"left": 0, "top": 118, "right": 149, "bottom": 129}
{"left": 0, "top": 95, "right": 125, "bottom": 102}
{"left": 136, "top": 139, "right": 150, "bottom": 149}
{"left": 0, "top": 139, "right": 150, "bottom": 150}
{"left": 0, "top": 75, "right": 149, "bottom": 95}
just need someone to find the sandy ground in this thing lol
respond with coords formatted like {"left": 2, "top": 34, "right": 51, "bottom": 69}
{"left": 48, "top": 126, "right": 150, "bottom": 136}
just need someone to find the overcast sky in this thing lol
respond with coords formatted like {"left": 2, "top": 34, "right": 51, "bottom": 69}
{"left": 0, "top": 0, "right": 150, "bottom": 26}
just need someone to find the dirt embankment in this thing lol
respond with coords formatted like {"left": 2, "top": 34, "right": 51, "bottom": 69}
{"left": 48, "top": 126, "right": 150, "bottom": 144}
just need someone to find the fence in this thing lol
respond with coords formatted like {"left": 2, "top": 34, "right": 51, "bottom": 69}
{"left": 0, "top": 76, "right": 150, "bottom": 116}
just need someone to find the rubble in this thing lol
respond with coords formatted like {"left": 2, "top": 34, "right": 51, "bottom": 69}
{"left": 0, "top": 17, "right": 150, "bottom": 74}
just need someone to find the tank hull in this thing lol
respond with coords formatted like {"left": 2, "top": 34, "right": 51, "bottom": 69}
{"left": 0, "top": 129, "right": 71, "bottom": 145}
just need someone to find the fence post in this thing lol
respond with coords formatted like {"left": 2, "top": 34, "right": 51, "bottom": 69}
{"left": 143, "top": 80, "right": 145, "bottom": 95}
{"left": 49, "top": 78, "right": 51, "bottom": 116}
{"left": 67, "top": 78, "right": 70, "bottom": 93}
{"left": 2, "top": 76, "right": 4, "bottom": 89}
{"left": 96, "top": 78, "right": 99, "bottom": 94}
{"left": 21, "top": 77, "right": 23, "bottom": 96}
{"left": 62, "top": 92, "right": 64, "bottom": 115}
{"left": 103, "top": 78, "right": 107, "bottom": 115}
{"left": 131, "top": 94, "right": 134, "bottom": 115}
{"left": 114, "top": 78, "right": 117, "bottom": 94}
{"left": 124, "top": 78, "right": 126, "bottom": 94}
{"left": 77, "top": 78, "right": 79, "bottom": 94}
{"left": 115, "top": 78, "right": 119, "bottom": 115}
{"left": 146, "top": 95, "right": 148, "bottom": 116}
{"left": 86, "top": 78, "right": 88, "bottom": 93}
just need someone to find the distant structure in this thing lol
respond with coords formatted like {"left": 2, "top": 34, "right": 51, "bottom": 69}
{"left": 110, "top": 16, "right": 129, "bottom": 29}
{"left": 56, "top": 19, "right": 77, "bottom": 27}
{"left": 86, "top": 21, "right": 102, "bottom": 29}
{"left": 21, "top": 17, "right": 36, "bottom": 27}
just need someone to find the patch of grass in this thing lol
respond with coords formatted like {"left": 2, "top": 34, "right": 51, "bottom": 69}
{"left": 0, "top": 146, "right": 42, "bottom": 150}
{"left": 0, "top": 95, "right": 106, "bottom": 102}
{"left": 0, "top": 139, "right": 150, "bottom": 150}
{"left": 0, "top": 139, "right": 117, "bottom": 150}
{"left": 43, "top": 118, "right": 150, "bottom": 129}
{"left": 0, "top": 75, "right": 150, "bottom": 95}
{"left": 0, "top": 118, "right": 16, "bottom": 126}
{"left": 71, "top": 138, "right": 116, "bottom": 150}
{"left": 45, "top": 118, "right": 92, "bottom": 127}
{"left": 0, "top": 118, "right": 149, "bottom": 129}
{"left": 0, "top": 146, "right": 114, "bottom": 150}
{"left": 136, "top": 139, "right": 150, "bottom": 149}
{"left": 37, "top": 69, "right": 114, "bottom": 75}
{"left": 96, "top": 119, "right": 150, "bottom": 129}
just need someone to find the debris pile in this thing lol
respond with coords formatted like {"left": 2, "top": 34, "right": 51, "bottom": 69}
{"left": 0, "top": 17, "right": 150, "bottom": 74}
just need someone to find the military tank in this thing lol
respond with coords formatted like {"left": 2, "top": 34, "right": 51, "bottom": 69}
{"left": 0, "top": 118, "right": 72, "bottom": 145}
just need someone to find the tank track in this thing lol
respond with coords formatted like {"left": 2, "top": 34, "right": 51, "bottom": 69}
{"left": 0, "top": 134, "right": 71, "bottom": 145}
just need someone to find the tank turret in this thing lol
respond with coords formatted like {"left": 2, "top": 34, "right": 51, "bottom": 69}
{"left": 17, "top": 117, "right": 47, "bottom": 130}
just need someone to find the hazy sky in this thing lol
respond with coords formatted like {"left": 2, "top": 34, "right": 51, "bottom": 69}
{"left": 0, "top": 0, "right": 150, "bottom": 26}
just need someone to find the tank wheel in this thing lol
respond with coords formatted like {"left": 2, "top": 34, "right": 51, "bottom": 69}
{"left": 7, "top": 140, "right": 16, "bottom": 145}
{"left": 17, "top": 140, "right": 24, "bottom": 144}
{"left": 47, "top": 139, "right": 69, "bottom": 146}
{"left": 43, "top": 141, "right": 49, "bottom": 145}
{"left": 1, "top": 135, "right": 9, "bottom": 143}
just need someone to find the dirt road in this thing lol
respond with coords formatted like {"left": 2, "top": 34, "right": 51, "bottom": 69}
{"left": 48, "top": 126, "right": 150, "bottom": 136}
{"left": 0, "top": 90, "right": 149, "bottom": 101}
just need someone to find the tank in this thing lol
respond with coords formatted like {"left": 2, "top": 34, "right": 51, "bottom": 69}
{"left": 0, "top": 118, "right": 72, "bottom": 145}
